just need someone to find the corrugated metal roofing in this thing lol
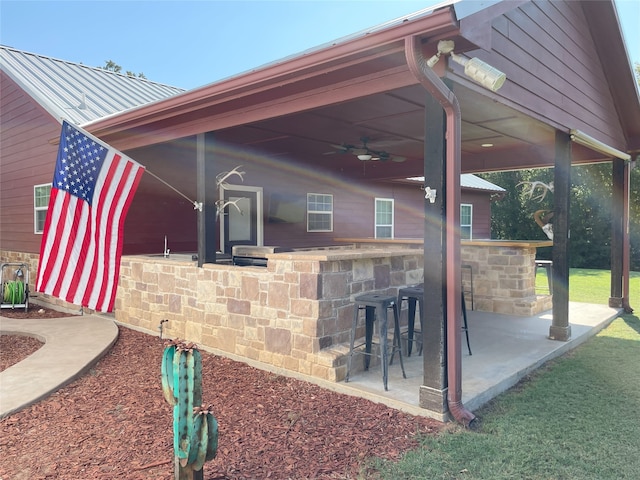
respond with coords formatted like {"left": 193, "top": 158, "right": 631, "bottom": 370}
{"left": 407, "top": 174, "right": 506, "bottom": 192}
{"left": 0, "top": 45, "right": 185, "bottom": 125}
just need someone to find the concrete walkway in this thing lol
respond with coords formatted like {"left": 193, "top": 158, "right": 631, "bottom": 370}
{"left": 0, "top": 314, "right": 118, "bottom": 418}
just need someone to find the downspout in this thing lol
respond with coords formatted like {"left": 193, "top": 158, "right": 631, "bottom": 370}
{"left": 405, "top": 35, "right": 477, "bottom": 427}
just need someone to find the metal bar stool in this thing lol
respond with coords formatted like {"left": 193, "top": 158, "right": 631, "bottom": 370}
{"left": 461, "top": 292, "right": 472, "bottom": 356}
{"left": 535, "top": 259, "right": 553, "bottom": 293}
{"left": 461, "top": 264, "right": 474, "bottom": 310}
{"left": 345, "top": 293, "right": 406, "bottom": 391}
{"left": 397, "top": 285, "right": 472, "bottom": 357}
{"left": 397, "top": 285, "right": 425, "bottom": 356}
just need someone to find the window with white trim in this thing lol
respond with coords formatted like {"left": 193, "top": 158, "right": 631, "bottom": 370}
{"left": 307, "top": 193, "right": 333, "bottom": 232}
{"left": 375, "top": 198, "right": 394, "bottom": 238}
{"left": 460, "top": 203, "right": 473, "bottom": 240}
{"left": 34, "top": 183, "right": 52, "bottom": 234}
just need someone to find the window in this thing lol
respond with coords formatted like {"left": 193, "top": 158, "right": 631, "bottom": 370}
{"left": 307, "top": 193, "right": 333, "bottom": 232}
{"left": 460, "top": 203, "right": 473, "bottom": 240}
{"left": 34, "top": 183, "right": 52, "bottom": 234}
{"left": 375, "top": 198, "right": 394, "bottom": 238}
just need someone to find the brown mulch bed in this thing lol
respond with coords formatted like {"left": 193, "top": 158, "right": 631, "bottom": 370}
{"left": 1, "top": 305, "right": 68, "bottom": 371}
{"left": 0, "top": 306, "right": 445, "bottom": 480}
{"left": 0, "top": 335, "right": 44, "bottom": 372}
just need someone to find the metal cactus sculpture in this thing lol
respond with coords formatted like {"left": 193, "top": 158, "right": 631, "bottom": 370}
{"left": 162, "top": 339, "right": 218, "bottom": 480}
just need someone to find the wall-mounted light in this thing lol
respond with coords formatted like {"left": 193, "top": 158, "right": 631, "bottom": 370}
{"left": 427, "top": 40, "right": 507, "bottom": 92}
{"left": 424, "top": 186, "right": 437, "bottom": 203}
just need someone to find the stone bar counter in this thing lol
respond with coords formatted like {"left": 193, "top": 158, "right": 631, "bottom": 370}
{"left": 335, "top": 238, "right": 554, "bottom": 316}
{"left": 115, "top": 245, "right": 423, "bottom": 383}
{"left": 112, "top": 239, "right": 550, "bottom": 385}
{"left": 460, "top": 239, "right": 552, "bottom": 316}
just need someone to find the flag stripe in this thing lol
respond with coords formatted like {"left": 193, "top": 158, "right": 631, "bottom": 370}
{"left": 87, "top": 156, "right": 128, "bottom": 310}
{"left": 36, "top": 121, "right": 144, "bottom": 313}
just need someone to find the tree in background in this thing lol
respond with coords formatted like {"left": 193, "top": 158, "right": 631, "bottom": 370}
{"left": 480, "top": 163, "right": 638, "bottom": 271}
{"left": 100, "top": 60, "right": 146, "bottom": 79}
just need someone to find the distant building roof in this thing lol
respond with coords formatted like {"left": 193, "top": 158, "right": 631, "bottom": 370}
{"left": 407, "top": 174, "right": 506, "bottom": 192}
{"left": 0, "top": 45, "right": 185, "bottom": 126}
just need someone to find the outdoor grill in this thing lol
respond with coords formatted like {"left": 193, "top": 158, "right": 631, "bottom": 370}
{"left": 231, "top": 246, "right": 287, "bottom": 267}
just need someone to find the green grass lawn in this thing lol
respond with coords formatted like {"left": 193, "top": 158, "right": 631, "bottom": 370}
{"left": 374, "top": 269, "right": 640, "bottom": 480}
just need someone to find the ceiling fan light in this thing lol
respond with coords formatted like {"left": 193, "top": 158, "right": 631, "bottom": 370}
{"left": 391, "top": 156, "right": 406, "bottom": 163}
{"left": 357, "top": 154, "right": 372, "bottom": 161}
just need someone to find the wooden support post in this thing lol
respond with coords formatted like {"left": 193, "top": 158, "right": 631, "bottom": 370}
{"left": 610, "top": 158, "right": 624, "bottom": 308}
{"left": 197, "top": 132, "right": 217, "bottom": 266}
{"left": 549, "top": 131, "right": 571, "bottom": 341}
{"left": 419, "top": 86, "right": 448, "bottom": 413}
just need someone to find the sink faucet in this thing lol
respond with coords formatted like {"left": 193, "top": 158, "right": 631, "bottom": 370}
{"left": 164, "top": 235, "right": 170, "bottom": 258}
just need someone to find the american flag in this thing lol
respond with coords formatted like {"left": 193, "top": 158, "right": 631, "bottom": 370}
{"left": 36, "top": 121, "right": 144, "bottom": 312}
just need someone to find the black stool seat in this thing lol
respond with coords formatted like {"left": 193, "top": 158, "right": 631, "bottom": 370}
{"left": 345, "top": 293, "right": 406, "bottom": 391}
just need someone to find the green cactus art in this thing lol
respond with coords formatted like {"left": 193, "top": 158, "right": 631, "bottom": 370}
{"left": 162, "top": 339, "right": 218, "bottom": 480}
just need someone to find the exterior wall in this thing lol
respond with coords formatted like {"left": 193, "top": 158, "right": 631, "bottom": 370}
{"left": 121, "top": 140, "right": 497, "bottom": 254}
{"left": 462, "top": 190, "right": 493, "bottom": 239}
{"left": 482, "top": 1, "right": 625, "bottom": 149}
{"left": 0, "top": 72, "right": 60, "bottom": 254}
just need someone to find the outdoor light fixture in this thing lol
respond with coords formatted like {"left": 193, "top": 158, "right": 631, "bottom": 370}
{"left": 569, "top": 129, "right": 631, "bottom": 161}
{"left": 424, "top": 186, "right": 437, "bottom": 203}
{"left": 357, "top": 154, "right": 372, "bottom": 161}
{"left": 427, "top": 40, "right": 507, "bottom": 92}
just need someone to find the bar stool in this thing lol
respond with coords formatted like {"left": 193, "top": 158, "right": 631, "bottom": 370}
{"left": 461, "top": 264, "right": 474, "bottom": 310}
{"left": 535, "top": 259, "right": 553, "bottom": 293}
{"left": 397, "top": 285, "right": 425, "bottom": 356}
{"left": 397, "top": 285, "right": 472, "bottom": 356}
{"left": 345, "top": 293, "right": 406, "bottom": 391}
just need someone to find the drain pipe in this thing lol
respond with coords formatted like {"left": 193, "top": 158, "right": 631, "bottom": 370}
{"left": 405, "top": 35, "right": 477, "bottom": 427}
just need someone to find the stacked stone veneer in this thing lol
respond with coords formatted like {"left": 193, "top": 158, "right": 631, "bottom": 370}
{"left": 115, "top": 249, "right": 423, "bottom": 382}
{"left": 461, "top": 244, "right": 552, "bottom": 316}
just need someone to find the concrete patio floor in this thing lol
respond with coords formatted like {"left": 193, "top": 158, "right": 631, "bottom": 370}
{"left": 336, "top": 301, "right": 621, "bottom": 420}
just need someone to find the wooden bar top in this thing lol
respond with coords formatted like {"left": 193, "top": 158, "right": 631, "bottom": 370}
{"left": 334, "top": 238, "right": 552, "bottom": 248}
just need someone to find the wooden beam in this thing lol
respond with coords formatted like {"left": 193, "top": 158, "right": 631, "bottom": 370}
{"left": 549, "top": 131, "right": 571, "bottom": 341}
{"left": 419, "top": 86, "right": 448, "bottom": 413}
{"left": 197, "top": 132, "right": 217, "bottom": 266}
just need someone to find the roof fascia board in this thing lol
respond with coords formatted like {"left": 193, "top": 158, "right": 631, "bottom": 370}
{"left": 581, "top": 0, "right": 640, "bottom": 151}
{"left": 86, "top": 8, "right": 459, "bottom": 137}
{"left": 98, "top": 66, "right": 419, "bottom": 151}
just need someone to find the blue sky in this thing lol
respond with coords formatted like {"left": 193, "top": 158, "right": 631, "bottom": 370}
{"left": 1, "top": 0, "right": 638, "bottom": 90}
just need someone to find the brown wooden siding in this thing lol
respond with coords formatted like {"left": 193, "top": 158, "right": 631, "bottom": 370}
{"left": 0, "top": 72, "right": 60, "bottom": 254}
{"left": 477, "top": 1, "right": 625, "bottom": 149}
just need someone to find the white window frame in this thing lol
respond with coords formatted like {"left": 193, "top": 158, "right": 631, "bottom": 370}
{"left": 307, "top": 193, "right": 333, "bottom": 232}
{"left": 375, "top": 198, "right": 394, "bottom": 239}
{"left": 34, "top": 183, "right": 52, "bottom": 234}
{"left": 460, "top": 203, "right": 473, "bottom": 240}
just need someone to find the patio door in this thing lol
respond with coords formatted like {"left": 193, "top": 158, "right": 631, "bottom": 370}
{"left": 221, "top": 186, "right": 263, "bottom": 254}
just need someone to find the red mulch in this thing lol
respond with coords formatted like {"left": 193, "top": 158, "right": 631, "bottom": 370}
{"left": 0, "top": 306, "right": 445, "bottom": 479}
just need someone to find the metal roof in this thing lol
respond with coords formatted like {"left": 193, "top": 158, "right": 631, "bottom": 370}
{"left": 408, "top": 174, "right": 505, "bottom": 192}
{"left": 0, "top": 45, "right": 185, "bottom": 126}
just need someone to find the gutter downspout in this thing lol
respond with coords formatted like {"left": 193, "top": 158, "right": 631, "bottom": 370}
{"left": 405, "top": 35, "right": 477, "bottom": 427}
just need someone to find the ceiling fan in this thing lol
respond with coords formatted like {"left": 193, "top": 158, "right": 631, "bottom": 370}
{"left": 324, "top": 137, "right": 406, "bottom": 162}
